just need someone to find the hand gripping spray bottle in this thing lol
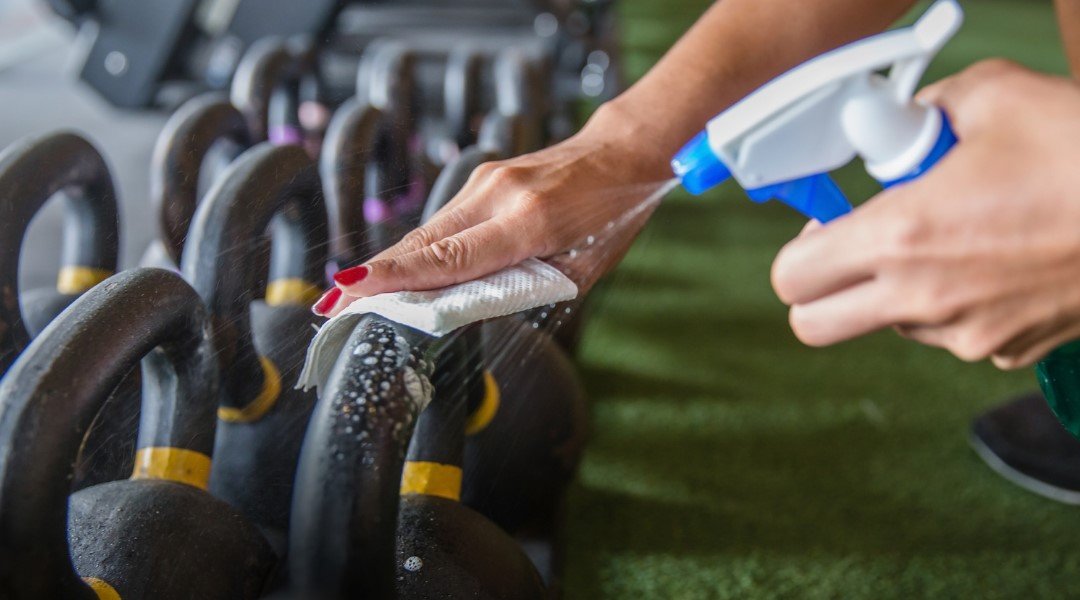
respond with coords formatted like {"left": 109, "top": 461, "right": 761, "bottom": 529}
{"left": 671, "top": 0, "right": 1080, "bottom": 440}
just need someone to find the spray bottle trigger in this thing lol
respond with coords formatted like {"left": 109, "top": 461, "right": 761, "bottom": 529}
{"left": 744, "top": 173, "right": 852, "bottom": 224}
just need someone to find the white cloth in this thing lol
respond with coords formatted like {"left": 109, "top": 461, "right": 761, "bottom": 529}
{"left": 297, "top": 258, "right": 577, "bottom": 392}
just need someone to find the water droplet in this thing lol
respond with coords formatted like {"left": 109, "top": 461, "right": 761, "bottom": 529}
{"left": 586, "top": 235, "right": 596, "bottom": 245}
{"left": 353, "top": 342, "right": 373, "bottom": 355}
{"left": 363, "top": 357, "right": 378, "bottom": 366}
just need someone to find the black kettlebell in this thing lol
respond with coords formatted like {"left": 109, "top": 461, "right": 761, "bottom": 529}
{"left": 0, "top": 132, "right": 118, "bottom": 371}
{"left": 149, "top": 93, "right": 250, "bottom": 267}
{"left": 0, "top": 268, "right": 276, "bottom": 599}
{"left": 182, "top": 142, "right": 327, "bottom": 551}
{"left": 492, "top": 48, "right": 548, "bottom": 153}
{"left": 288, "top": 315, "right": 544, "bottom": 599}
{"left": 320, "top": 98, "right": 385, "bottom": 267}
{"left": 397, "top": 328, "right": 547, "bottom": 599}
{"left": 420, "top": 149, "right": 589, "bottom": 534}
{"left": 231, "top": 37, "right": 312, "bottom": 143}
{"left": 442, "top": 46, "right": 487, "bottom": 150}
{"left": 357, "top": 42, "right": 424, "bottom": 249}
{"left": 0, "top": 132, "right": 137, "bottom": 490}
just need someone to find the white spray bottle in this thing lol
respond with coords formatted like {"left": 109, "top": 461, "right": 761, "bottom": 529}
{"left": 671, "top": 0, "right": 963, "bottom": 223}
{"left": 670, "top": 0, "right": 1080, "bottom": 440}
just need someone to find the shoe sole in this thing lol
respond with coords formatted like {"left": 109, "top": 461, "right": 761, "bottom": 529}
{"left": 968, "top": 430, "right": 1080, "bottom": 505}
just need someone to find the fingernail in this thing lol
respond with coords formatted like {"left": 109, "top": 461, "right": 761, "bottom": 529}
{"left": 312, "top": 287, "right": 343, "bottom": 315}
{"left": 333, "top": 265, "right": 370, "bottom": 287}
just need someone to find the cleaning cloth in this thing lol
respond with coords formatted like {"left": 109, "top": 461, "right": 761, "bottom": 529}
{"left": 297, "top": 258, "right": 578, "bottom": 391}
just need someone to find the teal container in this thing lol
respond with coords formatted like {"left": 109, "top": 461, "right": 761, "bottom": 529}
{"left": 1036, "top": 340, "right": 1080, "bottom": 439}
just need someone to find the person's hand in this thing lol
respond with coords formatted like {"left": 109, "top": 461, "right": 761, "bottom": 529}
{"left": 771, "top": 60, "right": 1080, "bottom": 369}
{"left": 313, "top": 102, "right": 674, "bottom": 317}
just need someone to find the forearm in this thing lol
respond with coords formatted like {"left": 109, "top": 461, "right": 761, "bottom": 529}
{"left": 1055, "top": 0, "right": 1080, "bottom": 78}
{"left": 593, "top": 0, "right": 919, "bottom": 174}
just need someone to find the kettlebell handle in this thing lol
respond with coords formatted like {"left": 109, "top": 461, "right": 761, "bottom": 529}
{"left": 0, "top": 268, "right": 217, "bottom": 599}
{"left": 290, "top": 314, "right": 438, "bottom": 597}
{"left": 0, "top": 132, "right": 119, "bottom": 374}
{"left": 231, "top": 38, "right": 313, "bottom": 143}
{"left": 320, "top": 98, "right": 383, "bottom": 264}
{"left": 181, "top": 143, "right": 327, "bottom": 410}
{"left": 152, "top": 93, "right": 251, "bottom": 263}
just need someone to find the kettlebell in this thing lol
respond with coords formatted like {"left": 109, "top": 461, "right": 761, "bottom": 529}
{"left": 397, "top": 328, "right": 547, "bottom": 599}
{"left": 0, "top": 268, "right": 275, "bottom": 599}
{"left": 182, "top": 142, "right": 327, "bottom": 552}
{"left": 0, "top": 132, "right": 118, "bottom": 371}
{"left": 231, "top": 37, "right": 312, "bottom": 143}
{"left": 320, "top": 98, "right": 385, "bottom": 267}
{"left": 288, "top": 315, "right": 544, "bottom": 599}
{"left": 492, "top": 48, "right": 548, "bottom": 154}
{"left": 149, "top": 93, "right": 250, "bottom": 267}
{"left": 442, "top": 46, "right": 487, "bottom": 150}
{"left": 420, "top": 148, "right": 589, "bottom": 534}
{"left": 0, "top": 132, "right": 137, "bottom": 490}
{"left": 357, "top": 41, "right": 424, "bottom": 249}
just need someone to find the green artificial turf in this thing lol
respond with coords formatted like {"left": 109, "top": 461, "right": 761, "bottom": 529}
{"left": 561, "top": 1, "right": 1078, "bottom": 598}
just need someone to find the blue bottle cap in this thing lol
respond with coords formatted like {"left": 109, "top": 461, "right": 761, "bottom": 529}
{"left": 671, "top": 131, "right": 731, "bottom": 195}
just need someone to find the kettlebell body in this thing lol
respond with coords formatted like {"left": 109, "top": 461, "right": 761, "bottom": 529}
{"left": 0, "top": 268, "right": 275, "bottom": 599}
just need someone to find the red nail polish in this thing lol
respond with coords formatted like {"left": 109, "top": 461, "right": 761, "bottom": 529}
{"left": 333, "top": 265, "right": 370, "bottom": 287}
{"left": 312, "top": 287, "right": 343, "bottom": 315}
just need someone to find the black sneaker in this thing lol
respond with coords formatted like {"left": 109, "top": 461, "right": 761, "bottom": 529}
{"left": 970, "top": 392, "right": 1080, "bottom": 504}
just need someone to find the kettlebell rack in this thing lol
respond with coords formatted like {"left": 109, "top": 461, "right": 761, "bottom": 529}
{"left": 0, "top": 2, "right": 616, "bottom": 598}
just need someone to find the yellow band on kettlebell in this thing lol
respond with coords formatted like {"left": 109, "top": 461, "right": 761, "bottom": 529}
{"left": 265, "top": 278, "right": 323, "bottom": 307}
{"left": 400, "top": 461, "right": 462, "bottom": 501}
{"left": 217, "top": 356, "right": 281, "bottom": 423}
{"left": 83, "top": 577, "right": 121, "bottom": 600}
{"left": 464, "top": 370, "right": 500, "bottom": 436}
{"left": 57, "top": 266, "right": 113, "bottom": 295}
{"left": 130, "top": 447, "right": 212, "bottom": 490}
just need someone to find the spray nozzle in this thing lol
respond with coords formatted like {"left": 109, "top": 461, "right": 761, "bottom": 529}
{"left": 671, "top": 131, "right": 731, "bottom": 195}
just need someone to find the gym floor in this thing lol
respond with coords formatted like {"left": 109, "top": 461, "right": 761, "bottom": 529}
{"left": 563, "top": 0, "right": 1080, "bottom": 598}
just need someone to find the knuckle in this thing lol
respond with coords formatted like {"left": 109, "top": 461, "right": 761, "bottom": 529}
{"left": 948, "top": 328, "right": 996, "bottom": 363}
{"left": 471, "top": 160, "right": 500, "bottom": 180}
{"left": 426, "top": 235, "right": 471, "bottom": 269}
{"left": 881, "top": 216, "right": 925, "bottom": 262}
{"left": 489, "top": 164, "right": 527, "bottom": 187}
{"left": 400, "top": 225, "right": 438, "bottom": 250}
{"left": 905, "top": 282, "right": 959, "bottom": 325}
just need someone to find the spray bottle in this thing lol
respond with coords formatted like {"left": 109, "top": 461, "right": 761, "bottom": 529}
{"left": 670, "top": 0, "right": 1080, "bottom": 439}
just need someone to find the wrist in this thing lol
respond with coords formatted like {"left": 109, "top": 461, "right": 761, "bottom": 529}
{"left": 580, "top": 100, "right": 680, "bottom": 180}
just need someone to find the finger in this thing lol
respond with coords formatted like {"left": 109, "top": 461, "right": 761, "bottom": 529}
{"left": 324, "top": 292, "right": 359, "bottom": 318}
{"left": 787, "top": 280, "right": 900, "bottom": 346}
{"left": 368, "top": 204, "right": 478, "bottom": 263}
{"left": 992, "top": 321, "right": 1080, "bottom": 370}
{"left": 335, "top": 216, "right": 540, "bottom": 297}
{"left": 771, "top": 202, "right": 892, "bottom": 305}
{"left": 916, "top": 59, "right": 1025, "bottom": 136}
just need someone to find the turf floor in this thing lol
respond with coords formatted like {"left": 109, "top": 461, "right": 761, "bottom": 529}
{"left": 560, "top": 1, "right": 1079, "bottom": 597}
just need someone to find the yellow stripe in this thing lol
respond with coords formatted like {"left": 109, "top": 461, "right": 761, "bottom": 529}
{"left": 83, "top": 577, "right": 121, "bottom": 600}
{"left": 265, "top": 278, "right": 323, "bottom": 306}
{"left": 130, "top": 447, "right": 211, "bottom": 490}
{"left": 465, "top": 370, "right": 500, "bottom": 435}
{"left": 400, "top": 461, "right": 462, "bottom": 501}
{"left": 217, "top": 356, "right": 281, "bottom": 423}
{"left": 57, "top": 266, "right": 113, "bottom": 295}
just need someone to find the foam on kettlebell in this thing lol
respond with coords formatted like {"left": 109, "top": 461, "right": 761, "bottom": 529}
{"left": 297, "top": 258, "right": 577, "bottom": 392}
